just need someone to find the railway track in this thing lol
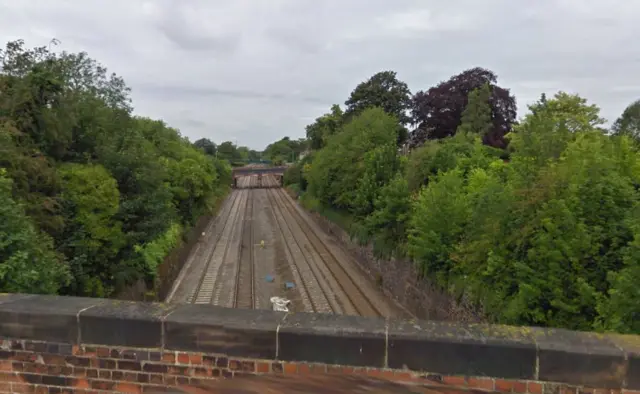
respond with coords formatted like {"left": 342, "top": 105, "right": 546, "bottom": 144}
{"left": 270, "top": 188, "right": 384, "bottom": 317}
{"left": 234, "top": 188, "right": 255, "bottom": 309}
{"left": 192, "top": 189, "right": 247, "bottom": 304}
{"left": 168, "top": 173, "right": 394, "bottom": 318}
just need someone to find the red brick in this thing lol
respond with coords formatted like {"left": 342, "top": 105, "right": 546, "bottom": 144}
{"left": 72, "top": 345, "right": 81, "bottom": 355}
{"left": 165, "top": 375, "right": 178, "bottom": 386}
{"left": 96, "top": 347, "right": 110, "bottom": 358}
{"left": 298, "top": 364, "right": 311, "bottom": 374}
{"left": 192, "top": 367, "right": 210, "bottom": 378}
{"left": 513, "top": 381, "right": 528, "bottom": 393}
{"left": 177, "top": 353, "right": 190, "bottom": 364}
{"left": 122, "top": 371, "right": 139, "bottom": 382}
{"left": 622, "top": 390, "right": 640, "bottom": 394}
{"left": 366, "top": 368, "right": 382, "bottom": 377}
{"left": 241, "top": 361, "right": 255, "bottom": 372}
{"left": 469, "top": 378, "right": 495, "bottom": 391}
{"left": 73, "top": 378, "right": 91, "bottom": 389}
{"left": 341, "top": 366, "right": 354, "bottom": 375}
{"left": 0, "top": 372, "right": 21, "bottom": 383}
{"left": 162, "top": 353, "right": 176, "bottom": 364}
{"left": 528, "top": 382, "right": 543, "bottom": 394}
{"left": 149, "top": 374, "right": 164, "bottom": 385}
{"left": 0, "top": 361, "right": 11, "bottom": 372}
{"left": 283, "top": 363, "right": 298, "bottom": 374}
{"left": 0, "top": 382, "right": 9, "bottom": 392}
{"left": 443, "top": 375, "right": 467, "bottom": 387}
{"left": 42, "top": 354, "right": 67, "bottom": 365}
{"left": 495, "top": 379, "right": 514, "bottom": 392}
{"left": 228, "top": 359, "right": 241, "bottom": 371}
{"left": 392, "top": 371, "right": 416, "bottom": 381}
{"left": 115, "top": 382, "right": 142, "bottom": 393}
{"left": 256, "top": 362, "right": 270, "bottom": 373}
{"left": 33, "top": 385, "right": 48, "bottom": 394}
{"left": 9, "top": 383, "right": 30, "bottom": 393}
{"left": 168, "top": 365, "right": 191, "bottom": 376}
{"left": 189, "top": 354, "right": 203, "bottom": 365}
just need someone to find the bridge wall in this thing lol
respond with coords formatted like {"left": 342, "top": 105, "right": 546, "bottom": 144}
{"left": 0, "top": 294, "right": 638, "bottom": 394}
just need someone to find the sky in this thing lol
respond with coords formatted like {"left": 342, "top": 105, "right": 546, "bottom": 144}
{"left": 1, "top": 0, "right": 638, "bottom": 150}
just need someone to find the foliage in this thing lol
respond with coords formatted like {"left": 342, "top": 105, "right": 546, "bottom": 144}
{"left": 193, "top": 138, "right": 216, "bottom": 156}
{"left": 0, "top": 169, "right": 70, "bottom": 294}
{"left": 306, "top": 107, "right": 399, "bottom": 212}
{"left": 612, "top": 99, "right": 640, "bottom": 140}
{"left": 0, "top": 39, "right": 228, "bottom": 296}
{"left": 345, "top": 71, "right": 412, "bottom": 125}
{"left": 410, "top": 67, "right": 517, "bottom": 149}
{"left": 291, "top": 72, "right": 640, "bottom": 334}
{"left": 306, "top": 104, "right": 344, "bottom": 150}
{"left": 263, "top": 137, "right": 307, "bottom": 162}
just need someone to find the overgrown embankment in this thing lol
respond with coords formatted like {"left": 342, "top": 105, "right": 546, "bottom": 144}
{"left": 0, "top": 39, "right": 232, "bottom": 299}
{"left": 283, "top": 86, "right": 640, "bottom": 335}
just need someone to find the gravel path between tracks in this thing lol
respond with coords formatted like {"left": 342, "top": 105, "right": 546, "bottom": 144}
{"left": 168, "top": 174, "right": 402, "bottom": 318}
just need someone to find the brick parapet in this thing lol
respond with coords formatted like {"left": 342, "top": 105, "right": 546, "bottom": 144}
{"left": 0, "top": 293, "right": 638, "bottom": 393}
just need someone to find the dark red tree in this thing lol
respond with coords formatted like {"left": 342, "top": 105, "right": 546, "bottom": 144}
{"left": 408, "top": 67, "right": 517, "bottom": 149}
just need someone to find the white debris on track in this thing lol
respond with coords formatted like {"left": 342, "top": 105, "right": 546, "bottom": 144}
{"left": 270, "top": 296, "right": 291, "bottom": 312}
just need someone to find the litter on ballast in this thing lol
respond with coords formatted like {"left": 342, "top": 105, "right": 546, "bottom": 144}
{"left": 265, "top": 274, "right": 274, "bottom": 283}
{"left": 284, "top": 282, "right": 295, "bottom": 290}
{"left": 270, "top": 296, "right": 291, "bottom": 312}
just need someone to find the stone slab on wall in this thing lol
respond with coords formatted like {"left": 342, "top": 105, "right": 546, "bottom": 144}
{"left": 0, "top": 294, "right": 638, "bottom": 393}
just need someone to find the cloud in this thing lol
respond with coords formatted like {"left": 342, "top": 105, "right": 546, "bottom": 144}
{"left": 0, "top": 0, "right": 638, "bottom": 149}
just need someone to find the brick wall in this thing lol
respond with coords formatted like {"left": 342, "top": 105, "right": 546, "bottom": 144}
{"left": 0, "top": 294, "right": 638, "bottom": 394}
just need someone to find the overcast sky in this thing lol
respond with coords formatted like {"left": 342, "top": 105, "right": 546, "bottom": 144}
{"left": 1, "top": 0, "right": 638, "bottom": 150}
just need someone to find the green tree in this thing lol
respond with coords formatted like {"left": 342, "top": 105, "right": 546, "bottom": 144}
{"left": 457, "top": 84, "right": 492, "bottom": 137}
{"left": 0, "top": 170, "right": 70, "bottom": 294}
{"left": 193, "top": 138, "right": 216, "bottom": 156}
{"left": 612, "top": 99, "right": 640, "bottom": 139}
{"left": 306, "top": 104, "right": 344, "bottom": 150}
{"left": 307, "top": 107, "right": 399, "bottom": 210}
{"left": 58, "top": 163, "right": 124, "bottom": 296}
{"left": 345, "top": 71, "right": 412, "bottom": 127}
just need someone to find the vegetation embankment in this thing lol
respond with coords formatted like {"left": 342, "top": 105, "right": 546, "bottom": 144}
{"left": 0, "top": 40, "right": 238, "bottom": 299}
{"left": 282, "top": 68, "right": 640, "bottom": 334}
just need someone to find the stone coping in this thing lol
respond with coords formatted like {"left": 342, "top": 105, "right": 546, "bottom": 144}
{"left": 0, "top": 293, "right": 637, "bottom": 389}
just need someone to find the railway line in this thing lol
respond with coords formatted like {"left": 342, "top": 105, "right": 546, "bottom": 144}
{"left": 166, "top": 173, "right": 400, "bottom": 318}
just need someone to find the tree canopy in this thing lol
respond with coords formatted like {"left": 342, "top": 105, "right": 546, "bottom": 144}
{"left": 409, "top": 67, "right": 517, "bottom": 149}
{"left": 281, "top": 65, "right": 640, "bottom": 335}
{"left": 0, "top": 39, "right": 230, "bottom": 297}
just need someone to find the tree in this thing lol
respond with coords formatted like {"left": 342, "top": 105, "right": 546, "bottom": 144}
{"left": 344, "top": 71, "right": 411, "bottom": 145}
{"left": 457, "top": 84, "right": 492, "bottom": 137}
{"left": 0, "top": 169, "right": 70, "bottom": 294}
{"left": 307, "top": 107, "right": 398, "bottom": 211}
{"left": 345, "top": 71, "right": 412, "bottom": 125}
{"left": 410, "top": 67, "right": 517, "bottom": 149}
{"left": 0, "top": 38, "right": 228, "bottom": 297}
{"left": 193, "top": 138, "right": 217, "bottom": 156}
{"left": 58, "top": 163, "right": 124, "bottom": 296}
{"left": 612, "top": 99, "right": 640, "bottom": 139}
{"left": 305, "top": 104, "right": 344, "bottom": 150}
{"left": 216, "top": 141, "right": 242, "bottom": 163}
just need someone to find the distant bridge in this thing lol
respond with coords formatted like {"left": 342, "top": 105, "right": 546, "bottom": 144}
{"left": 231, "top": 166, "right": 287, "bottom": 188}
{"left": 232, "top": 166, "right": 287, "bottom": 177}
